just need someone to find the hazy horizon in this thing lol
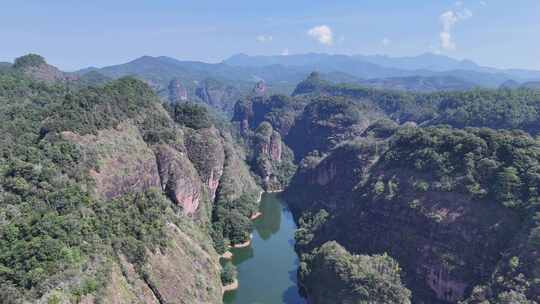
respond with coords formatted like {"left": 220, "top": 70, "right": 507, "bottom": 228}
{"left": 1, "top": 0, "right": 539, "bottom": 71}
{"left": 3, "top": 51, "right": 539, "bottom": 74}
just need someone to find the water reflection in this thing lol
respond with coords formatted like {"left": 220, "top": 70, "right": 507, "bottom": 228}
{"left": 255, "top": 194, "right": 282, "bottom": 240}
{"left": 223, "top": 193, "right": 306, "bottom": 304}
{"left": 230, "top": 245, "right": 254, "bottom": 265}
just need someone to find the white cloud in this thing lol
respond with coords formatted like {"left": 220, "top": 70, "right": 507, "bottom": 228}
{"left": 439, "top": 8, "right": 472, "bottom": 51}
{"left": 281, "top": 48, "right": 290, "bottom": 56}
{"left": 382, "top": 38, "right": 391, "bottom": 46}
{"left": 440, "top": 32, "right": 455, "bottom": 50}
{"left": 256, "top": 35, "right": 273, "bottom": 43}
{"left": 480, "top": 1, "right": 487, "bottom": 6}
{"left": 307, "top": 25, "right": 333, "bottom": 45}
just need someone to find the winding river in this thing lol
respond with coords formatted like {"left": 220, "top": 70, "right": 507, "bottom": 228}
{"left": 223, "top": 193, "right": 306, "bottom": 304}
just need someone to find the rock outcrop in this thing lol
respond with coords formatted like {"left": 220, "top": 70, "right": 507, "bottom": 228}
{"left": 252, "top": 80, "right": 267, "bottom": 96}
{"left": 143, "top": 223, "right": 222, "bottom": 304}
{"left": 195, "top": 79, "right": 242, "bottom": 114}
{"left": 251, "top": 123, "right": 288, "bottom": 190}
{"left": 61, "top": 122, "right": 161, "bottom": 201}
{"left": 98, "top": 257, "right": 160, "bottom": 304}
{"left": 168, "top": 78, "right": 189, "bottom": 103}
{"left": 155, "top": 144, "right": 204, "bottom": 215}
{"left": 184, "top": 127, "right": 226, "bottom": 202}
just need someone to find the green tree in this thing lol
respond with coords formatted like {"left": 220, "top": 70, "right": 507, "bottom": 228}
{"left": 495, "top": 166, "right": 523, "bottom": 208}
{"left": 220, "top": 261, "right": 237, "bottom": 285}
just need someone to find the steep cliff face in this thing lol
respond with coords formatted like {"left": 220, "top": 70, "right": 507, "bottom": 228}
{"left": 61, "top": 122, "right": 161, "bottom": 201}
{"left": 217, "top": 132, "right": 262, "bottom": 204}
{"left": 285, "top": 96, "right": 374, "bottom": 161}
{"left": 195, "top": 79, "right": 242, "bottom": 114}
{"left": 94, "top": 256, "right": 160, "bottom": 304}
{"left": 287, "top": 127, "right": 540, "bottom": 303}
{"left": 232, "top": 94, "right": 306, "bottom": 136}
{"left": 249, "top": 122, "right": 295, "bottom": 191}
{"left": 0, "top": 64, "right": 266, "bottom": 303}
{"left": 168, "top": 78, "right": 188, "bottom": 103}
{"left": 57, "top": 118, "right": 225, "bottom": 303}
{"left": 252, "top": 80, "right": 267, "bottom": 96}
{"left": 155, "top": 144, "right": 205, "bottom": 215}
{"left": 184, "top": 127, "right": 226, "bottom": 202}
{"left": 143, "top": 223, "right": 222, "bottom": 304}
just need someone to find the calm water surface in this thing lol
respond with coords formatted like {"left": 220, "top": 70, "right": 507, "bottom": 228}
{"left": 223, "top": 193, "right": 306, "bottom": 304}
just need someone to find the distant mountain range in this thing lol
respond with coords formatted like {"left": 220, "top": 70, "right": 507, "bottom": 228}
{"left": 225, "top": 53, "right": 540, "bottom": 87}
{"left": 71, "top": 53, "right": 540, "bottom": 114}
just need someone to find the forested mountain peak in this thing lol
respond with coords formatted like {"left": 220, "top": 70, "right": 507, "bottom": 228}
{"left": 12, "top": 54, "right": 47, "bottom": 69}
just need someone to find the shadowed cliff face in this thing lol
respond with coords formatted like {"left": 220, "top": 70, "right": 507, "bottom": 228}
{"left": 299, "top": 241, "right": 412, "bottom": 304}
{"left": 286, "top": 127, "right": 540, "bottom": 303}
{"left": 230, "top": 73, "right": 540, "bottom": 303}
{"left": 195, "top": 80, "right": 242, "bottom": 114}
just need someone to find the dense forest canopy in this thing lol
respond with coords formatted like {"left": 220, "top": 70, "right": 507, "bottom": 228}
{"left": 293, "top": 72, "right": 540, "bottom": 133}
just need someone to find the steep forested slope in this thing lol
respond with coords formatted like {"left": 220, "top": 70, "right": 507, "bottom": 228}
{"left": 288, "top": 126, "right": 540, "bottom": 303}
{"left": 234, "top": 74, "right": 540, "bottom": 303}
{"left": 0, "top": 56, "right": 261, "bottom": 303}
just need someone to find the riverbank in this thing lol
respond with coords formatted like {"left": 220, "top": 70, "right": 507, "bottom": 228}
{"left": 233, "top": 234, "right": 253, "bottom": 248}
{"left": 250, "top": 211, "right": 262, "bottom": 220}
{"left": 223, "top": 193, "right": 306, "bottom": 304}
{"left": 222, "top": 279, "right": 239, "bottom": 293}
{"left": 266, "top": 188, "right": 284, "bottom": 194}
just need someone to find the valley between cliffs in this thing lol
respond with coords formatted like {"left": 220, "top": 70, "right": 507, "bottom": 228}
{"left": 2, "top": 55, "right": 540, "bottom": 304}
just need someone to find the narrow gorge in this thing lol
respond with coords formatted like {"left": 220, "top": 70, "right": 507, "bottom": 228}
{"left": 1, "top": 55, "right": 540, "bottom": 304}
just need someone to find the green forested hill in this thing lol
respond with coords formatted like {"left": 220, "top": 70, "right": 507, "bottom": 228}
{"left": 234, "top": 73, "right": 540, "bottom": 303}
{"left": 293, "top": 72, "right": 540, "bottom": 132}
{"left": 0, "top": 57, "right": 261, "bottom": 303}
{"left": 3, "top": 54, "right": 540, "bottom": 304}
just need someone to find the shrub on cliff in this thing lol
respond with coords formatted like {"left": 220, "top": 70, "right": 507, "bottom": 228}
{"left": 213, "top": 206, "right": 253, "bottom": 245}
{"left": 384, "top": 126, "right": 540, "bottom": 210}
{"left": 295, "top": 210, "right": 329, "bottom": 249}
{"left": 220, "top": 261, "right": 237, "bottom": 285}
{"left": 299, "top": 241, "right": 411, "bottom": 304}
{"left": 171, "top": 102, "right": 213, "bottom": 130}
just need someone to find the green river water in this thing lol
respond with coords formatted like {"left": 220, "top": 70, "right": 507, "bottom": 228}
{"left": 223, "top": 193, "right": 306, "bottom": 304}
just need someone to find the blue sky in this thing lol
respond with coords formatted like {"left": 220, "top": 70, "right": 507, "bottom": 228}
{"left": 1, "top": 0, "right": 539, "bottom": 71}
